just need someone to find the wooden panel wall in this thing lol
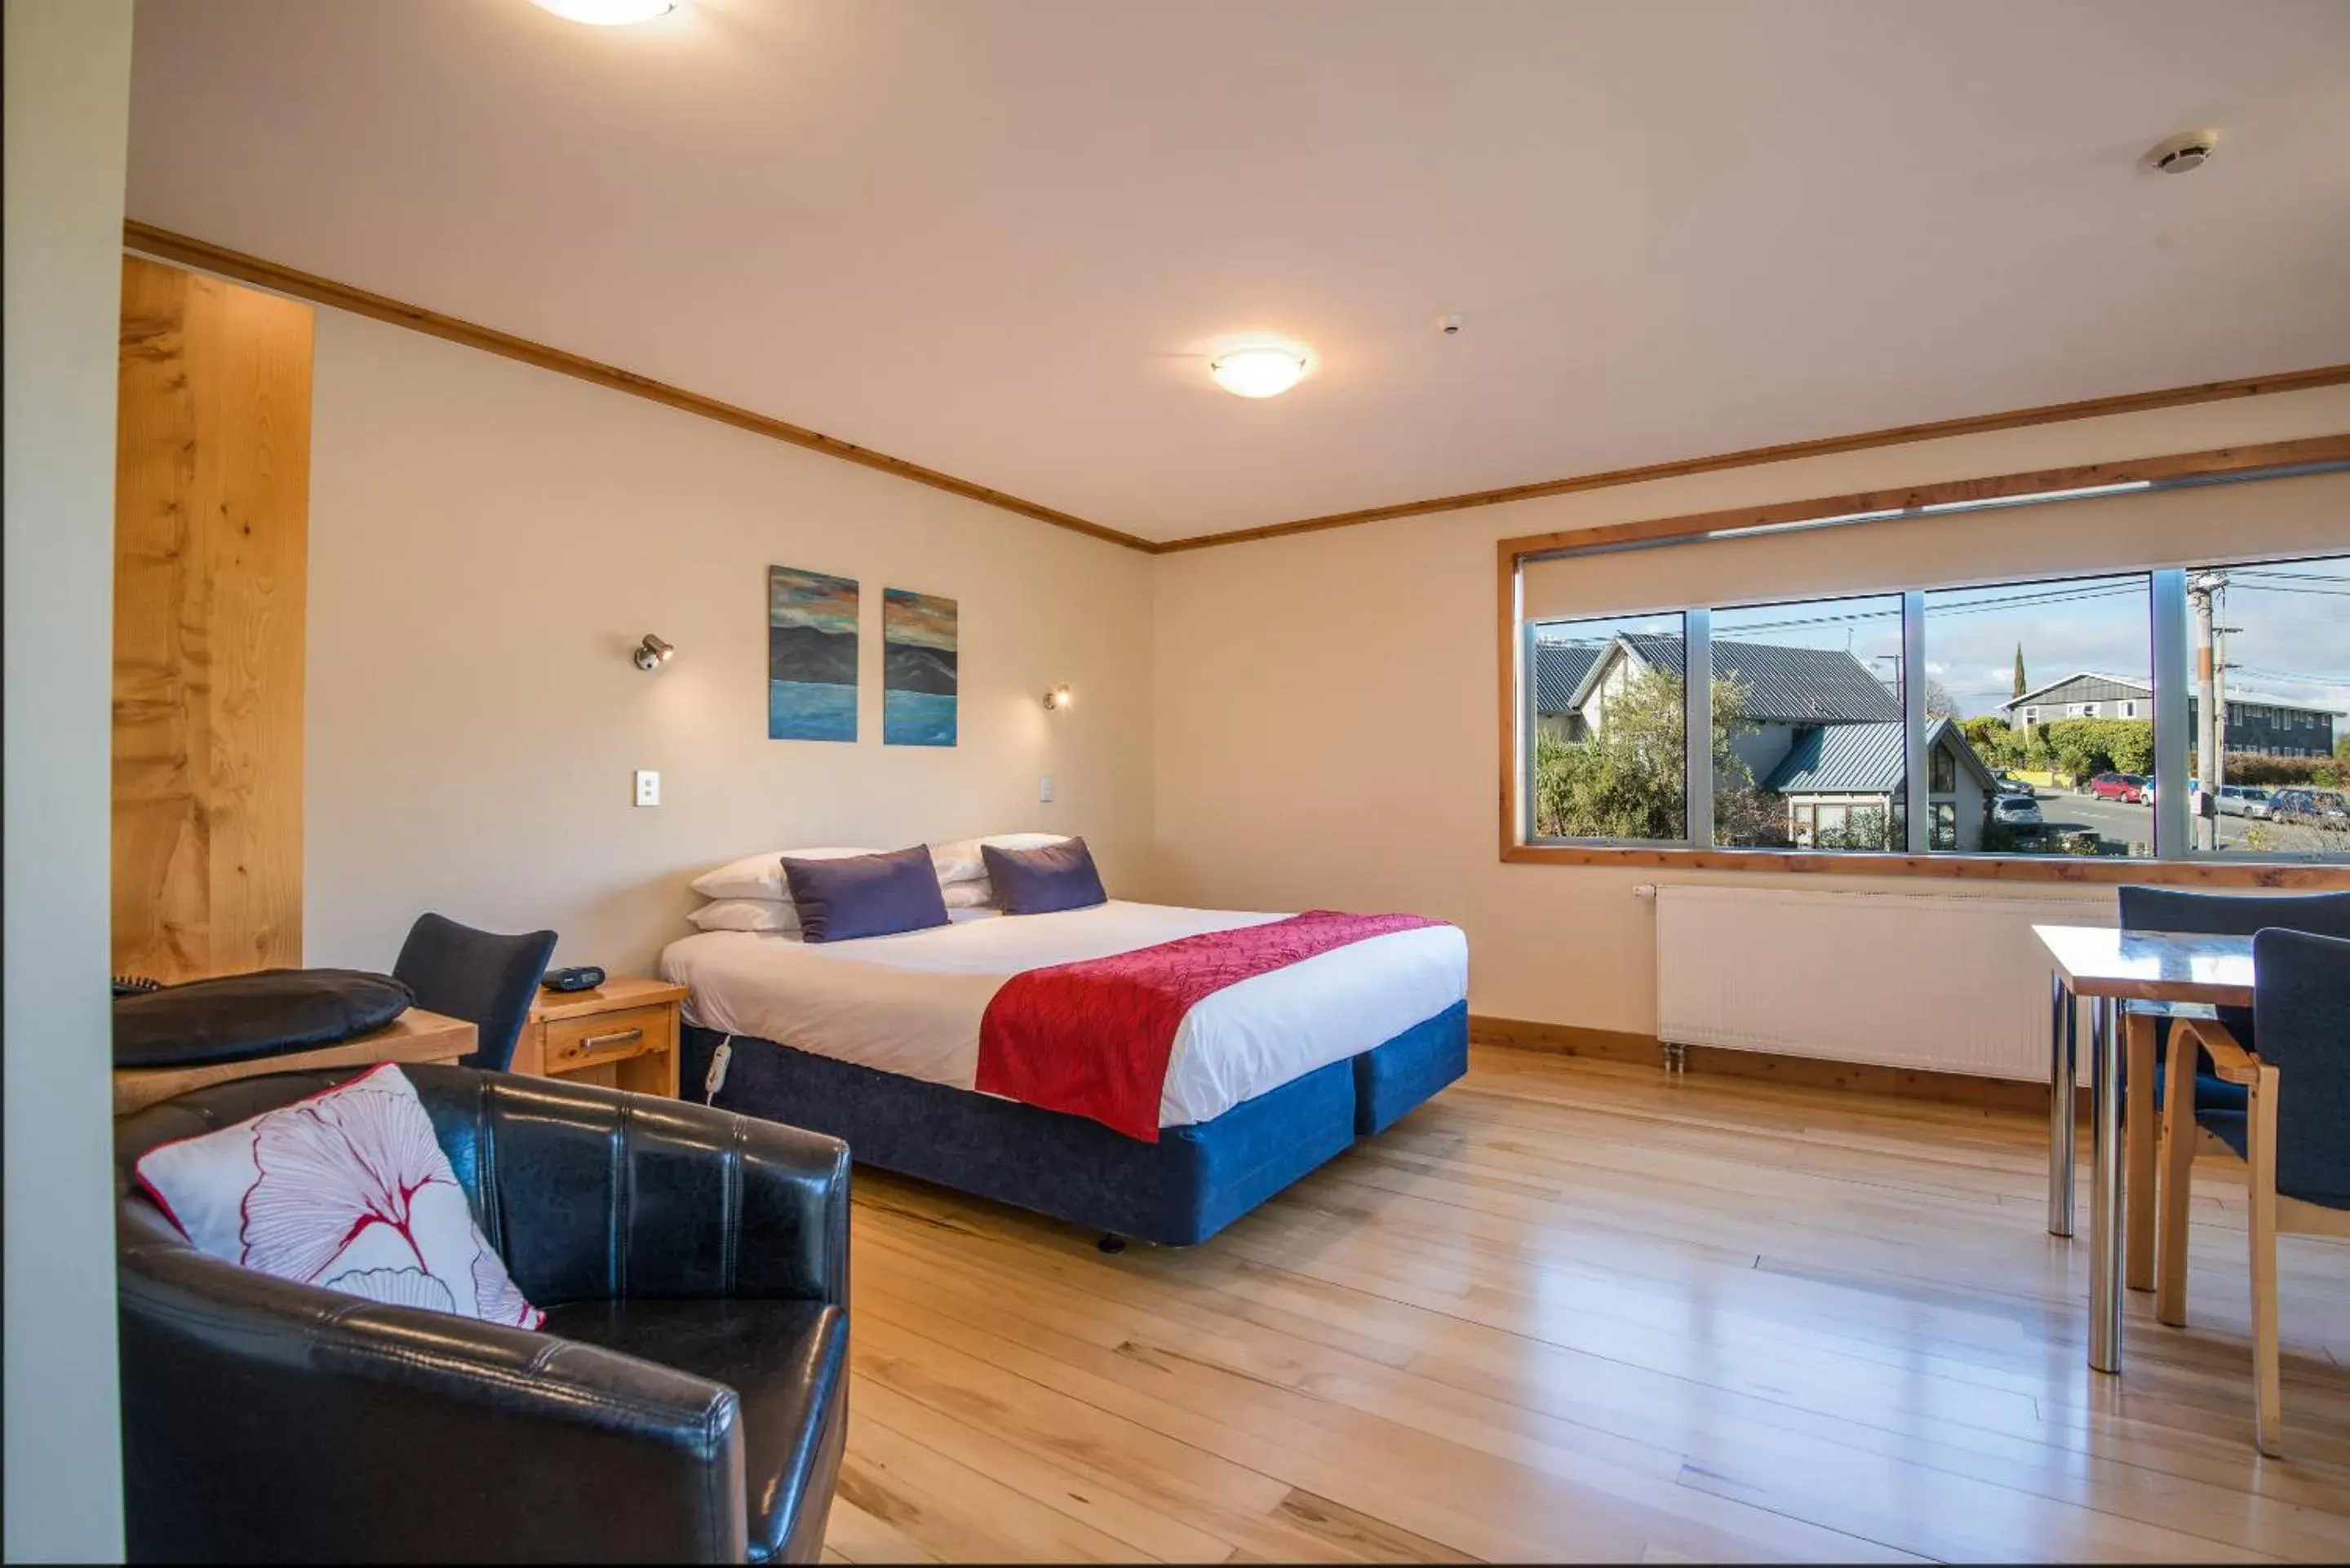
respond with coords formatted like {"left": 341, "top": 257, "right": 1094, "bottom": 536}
{"left": 113, "top": 257, "right": 313, "bottom": 981}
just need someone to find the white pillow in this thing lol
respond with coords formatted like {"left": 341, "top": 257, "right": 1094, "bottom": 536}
{"left": 134, "top": 1064, "right": 543, "bottom": 1329}
{"left": 942, "top": 881, "right": 993, "bottom": 910}
{"left": 689, "top": 847, "right": 877, "bottom": 902}
{"left": 688, "top": 897, "right": 802, "bottom": 934}
{"left": 930, "top": 833, "right": 1070, "bottom": 887}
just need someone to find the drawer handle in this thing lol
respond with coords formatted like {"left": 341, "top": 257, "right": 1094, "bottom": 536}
{"left": 571, "top": 1027, "right": 643, "bottom": 1056}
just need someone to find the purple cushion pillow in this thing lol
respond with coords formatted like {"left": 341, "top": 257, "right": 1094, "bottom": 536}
{"left": 981, "top": 837, "right": 1108, "bottom": 915}
{"left": 781, "top": 845, "right": 950, "bottom": 943}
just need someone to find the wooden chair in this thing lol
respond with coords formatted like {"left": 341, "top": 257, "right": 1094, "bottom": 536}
{"left": 2116, "top": 888, "right": 2350, "bottom": 1292}
{"left": 2156, "top": 927, "right": 2350, "bottom": 1456}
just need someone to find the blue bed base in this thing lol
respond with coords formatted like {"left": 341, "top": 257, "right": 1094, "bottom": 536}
{"left": 679, "top": 999, "right": 1467, "bottom": 1247}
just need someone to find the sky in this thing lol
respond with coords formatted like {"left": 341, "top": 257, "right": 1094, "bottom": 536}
{"left": 1533, "top": 552, "right": 2350, "bottom": 725}
{"left": 769, "top": 565, "right": 859, "bottom": 635}
{"left": 882, "top": 587, "right": 958, "bottom": 650}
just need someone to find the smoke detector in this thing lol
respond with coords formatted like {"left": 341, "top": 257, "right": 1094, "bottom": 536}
{"left": 2144, "top": 130, "right": 2219, "bottom": 175}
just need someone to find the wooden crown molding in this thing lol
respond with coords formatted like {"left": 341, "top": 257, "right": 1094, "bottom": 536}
{"left": 1494, "top": 433, "right": 2350, "bottom": 564}
{"left": 122, "top": 221, "right": 1159, "bottom": 555}
{"left": 1158, "top": 363, "right": 2350, "bottom": 552}
{"left": 128, "top": 222, "right": 2348, "bottom": 558}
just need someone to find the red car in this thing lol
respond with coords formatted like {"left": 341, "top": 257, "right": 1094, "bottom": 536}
{"left": 2086, "top": 772, "right": 2148, "bottom": 803}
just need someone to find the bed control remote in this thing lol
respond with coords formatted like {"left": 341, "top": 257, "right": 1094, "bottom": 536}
{"left": 703, "top": 1037, "right": 734, "bottom": 1105}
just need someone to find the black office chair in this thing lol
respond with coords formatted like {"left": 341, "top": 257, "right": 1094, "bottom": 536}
{"left": 393, "top": 913, "right": 559, "bottom": 1072}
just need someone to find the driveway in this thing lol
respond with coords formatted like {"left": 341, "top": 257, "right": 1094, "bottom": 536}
{"left": 2033, "top": 790, "right": 2292, "bottom": 853}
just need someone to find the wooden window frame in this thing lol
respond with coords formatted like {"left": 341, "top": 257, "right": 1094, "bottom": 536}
{"left": 1496, "top": 434, "right": 2350, "bottom": 887}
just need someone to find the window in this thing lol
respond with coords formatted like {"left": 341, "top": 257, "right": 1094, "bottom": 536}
{"left": 1527, "top": 613, "right": 1687, "bottom": 844}
{"left": 1923, "top": 572, "right": 2151, "bottom": 858}
{"left": 1709, "top": 595, "right": 1904, "bottom": 853}
{"left": 2170, "top": 554, "right": 2350, "bottom": 859}
{"left": 1505, "top": 447, "right": 2350, "bottom": 875}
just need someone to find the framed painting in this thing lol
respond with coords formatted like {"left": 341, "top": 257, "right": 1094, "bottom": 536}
{"left": 882, "top": 587, "right": 957, "bottom": 746}
{"left": 768, "top": 565, "right": 858, "bottom": 742}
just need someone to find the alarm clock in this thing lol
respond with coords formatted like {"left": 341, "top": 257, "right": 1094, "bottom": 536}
{"left": 541, "top": 965, "right": 606, "bottom": 993}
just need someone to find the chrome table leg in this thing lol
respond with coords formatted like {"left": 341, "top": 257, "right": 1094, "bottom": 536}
{"left": 2088, "top": 993, "right": 2125, "bottom": 1374}
{"left": 2049, "top": 972, "right": 2076, "bottom": 1238}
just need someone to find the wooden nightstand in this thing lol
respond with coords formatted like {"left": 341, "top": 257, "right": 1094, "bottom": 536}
{"left": 511, "top": 977, "right": 687, "bottom": 1098}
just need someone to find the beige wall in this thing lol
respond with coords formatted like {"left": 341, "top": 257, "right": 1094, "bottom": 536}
{"left": 1151, "top": 384, "right": 2350, "bottom": 1036}
{"left": 304, "top": 309, "right": 1155, "bottom": 977}
{"left": 4, "top": 0, "right": 133, "bottom": 1558}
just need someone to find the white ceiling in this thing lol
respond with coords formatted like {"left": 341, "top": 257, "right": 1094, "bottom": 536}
{"left": 127, "top": 0, "right": 2350, "bottom": 543}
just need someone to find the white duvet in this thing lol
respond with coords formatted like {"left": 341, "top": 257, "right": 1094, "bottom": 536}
{"left": 658, "top": 901, "right": 1469, "bottom": 1127}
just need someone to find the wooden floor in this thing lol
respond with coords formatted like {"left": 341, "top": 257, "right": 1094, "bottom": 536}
{"left": 823, "top": 1046, "right": 2350, "bottom": 1563}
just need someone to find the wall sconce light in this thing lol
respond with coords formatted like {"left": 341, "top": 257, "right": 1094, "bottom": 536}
{"left": 1042, "top": 684, "right": 1074, "bottom": 713}
{"left": 633, "top": 633, "right": 676, "bottom": 672}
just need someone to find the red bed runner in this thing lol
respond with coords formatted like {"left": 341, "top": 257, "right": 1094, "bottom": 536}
{"left": 974, "top": 910, "right": 1439, "bottom": 1142}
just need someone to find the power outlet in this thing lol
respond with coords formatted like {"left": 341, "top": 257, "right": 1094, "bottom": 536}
{"left": 1039, "top": 773, "right": 1055, "bottom": 803}
{"left": 634, "top": 769, "right": 661, "bottom": 807}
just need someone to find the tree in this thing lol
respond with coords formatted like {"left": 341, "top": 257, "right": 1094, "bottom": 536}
{"left": 1532, "top": 667, "right": 1776, "bottom": 842}
{"left": 2012, "top": 644, "right": 2027, "bottom": 702}
{"left": 2038, "top": 716, "right": 2153, "bottom": 781}
{"left": 1925, "top": 677, "right": 1958, "bottom": 721}
{"left": 1962, "top": 715, "right": 2029, "bottom": 771}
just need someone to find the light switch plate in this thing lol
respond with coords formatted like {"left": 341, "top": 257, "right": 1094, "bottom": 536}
{"left": 1039, "top": 773, "right": 1055, "bottom": 803}
{"left": 635, "top": 769, "right": 661, "bottom": 807}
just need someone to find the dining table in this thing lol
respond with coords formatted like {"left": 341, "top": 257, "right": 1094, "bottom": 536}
{"left": 2034, "top": 923, "right": 2255, "bottom": 1375}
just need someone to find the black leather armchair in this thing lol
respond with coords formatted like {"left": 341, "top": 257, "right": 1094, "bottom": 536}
{"left": 115, "top": 1065, "right": 850, "bottom": 1564}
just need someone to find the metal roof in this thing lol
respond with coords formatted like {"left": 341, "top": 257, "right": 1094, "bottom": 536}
{"left": 1532, "top": 641, "right": 1606, "bottom": 715}
{"left": 1763, "top": 715, "right": 1999, "bottom": 795}
{"left": 1763, "top": 720, "right": 1908, "bottom": 794}
{"left": 1617, "top": 634, "right": 1903, "bottom": 724}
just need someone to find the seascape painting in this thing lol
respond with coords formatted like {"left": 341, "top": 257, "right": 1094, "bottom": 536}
{"left": 882, "top": 588, "right": 958, "bottom": 746}
{"left": 768, "top": 565, "right": 859, "bottom": 742}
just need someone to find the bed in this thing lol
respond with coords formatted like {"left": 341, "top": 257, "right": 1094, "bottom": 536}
{"left": 661, "top": 901, "right": 1469, "bottom": 1246}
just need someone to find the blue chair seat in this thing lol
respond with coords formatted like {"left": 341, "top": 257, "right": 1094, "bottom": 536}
{"left": 2156, "top": 1068, "right": 2249, "bottom": 1117}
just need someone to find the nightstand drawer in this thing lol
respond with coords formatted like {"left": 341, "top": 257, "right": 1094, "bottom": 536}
{"left": 544, "top": 1003, "right": 675, "bottom": 1072}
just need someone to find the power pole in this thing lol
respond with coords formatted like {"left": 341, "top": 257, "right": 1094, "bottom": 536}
{"left": 2188, "top": 572, "right": 2227, "bottom": 851}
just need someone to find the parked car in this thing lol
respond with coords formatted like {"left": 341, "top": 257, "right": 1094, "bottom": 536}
{"left": 2216, "top": 785, "right": 2272, "bottom": 818}
{"left": 2086, "top": 773, "right": 2148, "bottom": 803}
{"left": 2266, "top": 788, "right": 2349, "bottom": 826}
{"left": 1990, "top": 793, "right": 2044, "bottom": 829}
{"left": 1994, "top": 773, "right": 2035, "bottom": 795}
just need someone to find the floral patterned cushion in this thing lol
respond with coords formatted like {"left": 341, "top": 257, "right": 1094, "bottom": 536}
{"left": 134, "top": 1063, "right": 543, "bottom": 1329}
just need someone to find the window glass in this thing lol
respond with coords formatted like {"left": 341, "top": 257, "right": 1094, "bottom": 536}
{"left": 1921, "top": 573, "right": 2152, "bottom": 858}
{"left": 2174, "top": 554, "right": 2349, "bottom": 860}
{"left": 1528, "top": 613, "right": 1687, "bottom": 843}
{"left": 1705, "top": 596, "right": 1904, "bottom": 850}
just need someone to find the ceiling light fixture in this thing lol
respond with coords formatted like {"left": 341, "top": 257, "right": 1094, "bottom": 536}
{"left": 1208, "top": 344, "right": 1310, "bottom": 400}
{"left": 531, "top": 0, "right": 676, "bottom": 25}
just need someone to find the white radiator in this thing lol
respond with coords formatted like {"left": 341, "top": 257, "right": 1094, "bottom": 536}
{"left": 1654, "top": 885, "right": 2114, "bottom": 1081}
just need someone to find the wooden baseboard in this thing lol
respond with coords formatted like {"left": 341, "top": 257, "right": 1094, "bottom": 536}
{"left": 1468, "top": 1015, "right": 1663, "bottom": 1066}
{"left": 1468, "top": 1013, "right": 2081, "bottom": 1115}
